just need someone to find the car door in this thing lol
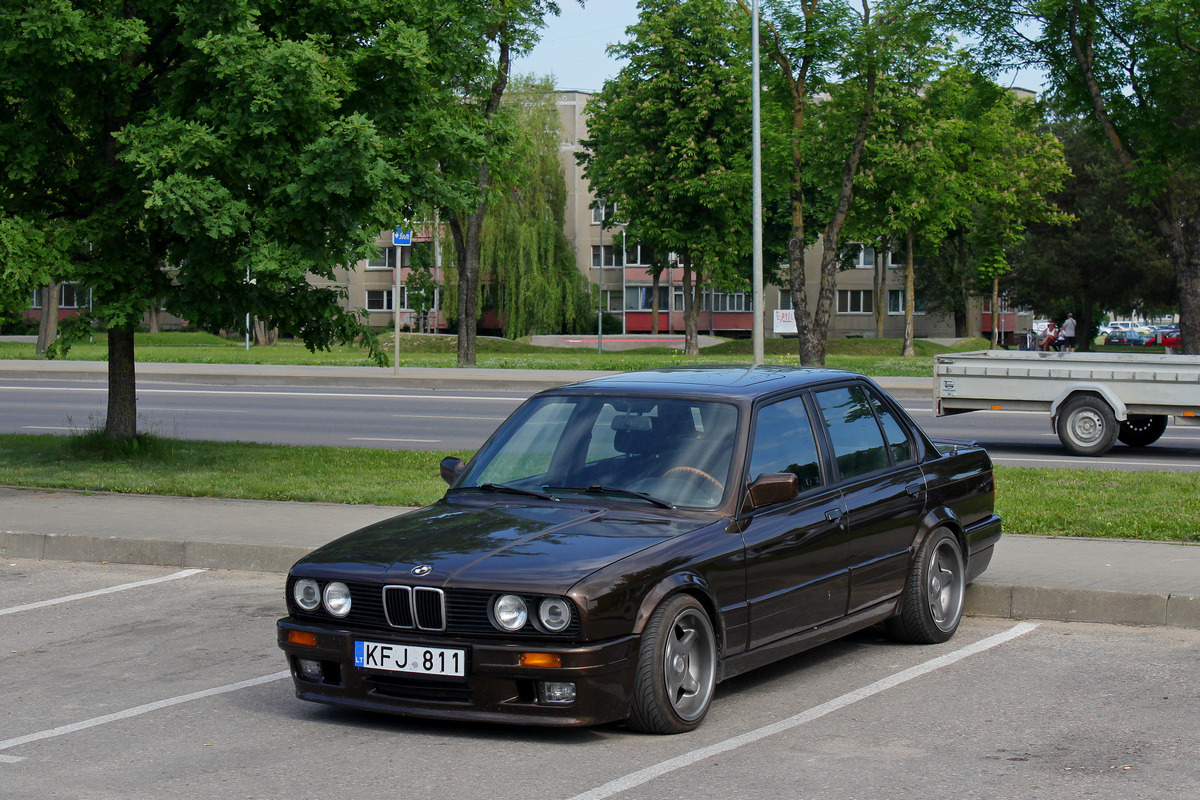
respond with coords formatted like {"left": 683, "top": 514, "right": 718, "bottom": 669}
{"left": 812, "top": 384, "right": 927, "bottom": 615}
{"left": 740, "top": 393, "right": 849, "bottom": 650}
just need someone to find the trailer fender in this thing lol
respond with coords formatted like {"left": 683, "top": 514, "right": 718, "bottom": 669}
{"left": 1049, "top": 384, "right": 1128, "bottom": 429}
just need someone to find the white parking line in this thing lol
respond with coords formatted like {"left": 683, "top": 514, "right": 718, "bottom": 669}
{"left": 0, "top": 569, "right": 205, "bottom": 616}
{"left": 564, "top": 622, "right": 1040, "bottom": 800}
{"left": 0, "top": 670, "right": 290, "bottom": 760}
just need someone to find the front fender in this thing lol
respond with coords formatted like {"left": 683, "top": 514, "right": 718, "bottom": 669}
{"left": 632, "top": 572, "right": 724, "bottom": 646}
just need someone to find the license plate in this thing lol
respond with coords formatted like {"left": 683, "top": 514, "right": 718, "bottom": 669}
{"left": 353, "top": 640, "right": 466, "bottom": 677}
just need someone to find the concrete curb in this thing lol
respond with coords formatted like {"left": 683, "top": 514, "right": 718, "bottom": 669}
{"left": 967, "top": 582, "right": 1200, "bottom": 630}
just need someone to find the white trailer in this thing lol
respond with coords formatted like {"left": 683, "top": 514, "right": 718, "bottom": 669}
{"left": 934, "top": 350, "right": 1200, "bottom": 456}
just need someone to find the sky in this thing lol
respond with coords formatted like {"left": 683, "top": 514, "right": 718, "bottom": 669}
{"left": 512, "top": 2, "right": 1046, "bottom": 95}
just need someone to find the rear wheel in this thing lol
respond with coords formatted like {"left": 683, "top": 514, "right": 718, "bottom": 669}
{"left": 1056, "top": 395, "right": 1118, "bottom": 456}
{"left": 628, "top": 594, "right": 717, "bottom": 734}
{"left": 1118, "top": 415, "right": 1168, "bottom": 447}
{"left": 887, "top": 528, "right": 965, "bottom": 644}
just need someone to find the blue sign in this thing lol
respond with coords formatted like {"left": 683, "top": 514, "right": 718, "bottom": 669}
{"left": 393, "top": 228, "right": 413, "bottom": 246}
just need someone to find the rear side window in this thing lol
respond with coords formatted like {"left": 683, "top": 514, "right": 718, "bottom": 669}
{"left": 748, "top": 396, "right": 823, "bottom": 491}
{"left": 815, "top": 386, "right": 890, "bottom": 479}
{"left": 869, "top": 393, "right": 913, "bottom": 464}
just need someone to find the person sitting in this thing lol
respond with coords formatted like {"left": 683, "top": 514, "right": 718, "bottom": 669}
{"left": 1040, "top": 323, "right": 1059, "bottom": 351}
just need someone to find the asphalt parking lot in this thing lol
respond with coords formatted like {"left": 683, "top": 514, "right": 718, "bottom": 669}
{"left": 2, "top": 560, "right": 1197, "bottom": 800}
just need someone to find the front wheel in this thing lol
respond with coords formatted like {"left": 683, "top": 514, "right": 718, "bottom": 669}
{"left": 1055, "top": 395, "right": 1118, "bottom": 456}
{"left": 628, "top": 594, "right": 717, "bottom": 734}
{"left": 887, "top": 528, "right": 965, "bottom": 644}
{"left": 1118, "top": 415, "right": 1168, "bottom": 447}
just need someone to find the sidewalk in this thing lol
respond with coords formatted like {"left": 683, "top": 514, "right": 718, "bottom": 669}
{"left": 2, "top": 486, "right": 1197, "bottom": 630}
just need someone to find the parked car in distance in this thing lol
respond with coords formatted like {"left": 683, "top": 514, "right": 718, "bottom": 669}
{"left": 1144, "top": 329, "right": 1181, "bottom": 347}
{"left": 1105, "top": 330, "right": 1152, "bottom": 345}
{"left": 277, "top": 367, "right": 1001, "bottom": 733}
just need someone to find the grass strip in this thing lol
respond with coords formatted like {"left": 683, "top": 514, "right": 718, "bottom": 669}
{"left": 0, "top": 433, "right": 1194, "bottom": 542}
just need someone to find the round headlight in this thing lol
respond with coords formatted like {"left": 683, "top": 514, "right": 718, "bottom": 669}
{"left": 493, "top": 594, "right": 528, "bottom": 631}
{"left": 293, "top": 578, "right": 321, "bottom": 611}
{"left": 538, "top": 597, "right": 572, "bottom": 632}
{"left": 322, "top": 581, "right": 352, "bottom": 617}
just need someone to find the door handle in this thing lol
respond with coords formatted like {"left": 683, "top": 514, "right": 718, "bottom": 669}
{"left": 824, "top": 508, "right": 845, "bottom": 524}
{"left": 905, "top": 482, "right": 925, "bottom": 499}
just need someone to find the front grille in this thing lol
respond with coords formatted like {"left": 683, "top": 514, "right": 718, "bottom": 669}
{"left": 383, "top": 585, "right": 446, "bottom": 631}
{"left": 365, "top": 674, "right": 472, "bottom": 703}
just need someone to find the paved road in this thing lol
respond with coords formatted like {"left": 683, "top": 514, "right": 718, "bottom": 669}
{"left": 2, "top": 560, "right": 1198, "bottom": 800}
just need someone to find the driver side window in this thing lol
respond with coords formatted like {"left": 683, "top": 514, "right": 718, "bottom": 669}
{"left": 749, "top": 396, "right": 823, "bottom": 491}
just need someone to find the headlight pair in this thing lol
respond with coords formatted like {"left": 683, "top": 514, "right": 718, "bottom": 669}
{"left": 293, "top": 578, "right": 352, "bottom": 618}
{"left": 492, "top": 594, "right": 573, "bottom": 633}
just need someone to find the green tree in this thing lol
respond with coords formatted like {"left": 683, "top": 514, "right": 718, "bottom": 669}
{"left": 579, "top": 0, "right": 752, "bottom": 356}
{"left": 953, "top": 0, "right": 1200, "bottom": 353}
{"left": 438, "top": 2, "right": 568, "bottom": 366}
{"left": 478, "top": 76, "right": 593, "bottom": 339}
{"left": 0, "top": 2, "right": 493, "bottom": 439}
{"left": 744, "top": 0, "right": 949, "bottom": 365}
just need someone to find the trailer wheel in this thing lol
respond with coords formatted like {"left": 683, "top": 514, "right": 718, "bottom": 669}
{"left": 1118, "top": 415, "right": 1168, "bottom": 447}
{"left": 1056, "top": 395, "right": 1119, "bottom": 456}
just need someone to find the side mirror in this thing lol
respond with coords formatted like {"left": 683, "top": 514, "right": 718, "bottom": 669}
{"left": 742, "top": 472, "right": 799, "bottom": 512}
{"left": 440, "top": 456, "right": 467, "bottom": 485}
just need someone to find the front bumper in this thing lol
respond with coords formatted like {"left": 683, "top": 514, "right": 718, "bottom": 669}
{"left": 276, "top": 618, "right": 641, "bottom": 727}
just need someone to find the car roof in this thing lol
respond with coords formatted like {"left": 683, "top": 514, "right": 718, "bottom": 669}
{"left": 550, "top": 365, "right": 868, "bottom": 400}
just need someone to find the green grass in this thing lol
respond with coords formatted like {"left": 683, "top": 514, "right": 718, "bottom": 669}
{"left": 1, "top": 433, "right": 1194, "bottom": 542}
{"left": 0, "top": 331, "right": 991, "bottom": 377}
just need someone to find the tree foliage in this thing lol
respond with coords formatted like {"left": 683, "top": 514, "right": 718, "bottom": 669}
{"left": 951, "top": 0, "right": 1200, "bottom": 352}
{"left": 477, "top": 76, "right": 593, "bottom": 339}
{"left": 579, "top": 0, "right": 752, "bottom": 355}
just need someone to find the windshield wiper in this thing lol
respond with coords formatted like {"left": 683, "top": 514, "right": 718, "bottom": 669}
{"left": 471, "top": 483, "right": 556, "bottom": 501}
{"left": 542, "top": 485, "right": 675, "bottom": 509}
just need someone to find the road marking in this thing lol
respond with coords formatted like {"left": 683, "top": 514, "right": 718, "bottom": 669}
{"left": 348, "top": 437, "right": 441, "bottom": 443}
{"left": 0, "top": 671, "right": 291, "bottom": 758}
{"left": 0, "top": 385, "right": 524, "bottom": 402}
{"left": 564, "top": 622, "right": 1040, "bottom": 800}
{"left": 19, "top": 426, "right": 74, "bottom": 431}
{"left": 390, "top": 413, "right": 506, "bottom": 421}
{"left": 0, "top": 569, "right": 205, "bottom": 616}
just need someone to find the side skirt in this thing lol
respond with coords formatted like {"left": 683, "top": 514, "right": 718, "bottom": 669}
{"left": 717, "top": 600, "right": 899, "bottom": 683}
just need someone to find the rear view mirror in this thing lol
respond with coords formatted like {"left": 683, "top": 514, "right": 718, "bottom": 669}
{"left": 742, "top": 472, "right": 799, "bottom": 512}
{"left": 440, "top": 457, "right": 466, "bottom": 485}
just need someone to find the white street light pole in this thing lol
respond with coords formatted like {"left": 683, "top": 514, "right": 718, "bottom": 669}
{"left": 751, "top": 0, "right": 765, "bottom": 366}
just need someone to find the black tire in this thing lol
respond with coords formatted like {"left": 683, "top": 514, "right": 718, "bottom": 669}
{"left": 1118, "top": 415, "right": 1168, "bottom": 447}
{"left": 627, "top": 594, "right": 717, "bottom": 734}
{"left": 886, "top": 528, "right": 965, "bottom": 644}
{"left": 1055, "top": 395, "right": 1119, "bottom": 456}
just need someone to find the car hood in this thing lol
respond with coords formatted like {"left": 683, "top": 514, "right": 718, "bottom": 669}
{"left": 291, "top": 500, "right": 707, "bottom": 594}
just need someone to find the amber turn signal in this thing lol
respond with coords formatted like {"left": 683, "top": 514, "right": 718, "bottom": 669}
{"left": 519, "top": 652, "right": 562, "bottom": 669}
{"left": 288, "top": 630, "right": 318, "bottom": 647}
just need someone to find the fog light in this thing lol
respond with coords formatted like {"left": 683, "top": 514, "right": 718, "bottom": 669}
{"left": 537, "top": 681, "right": 576, "bottom": 705}
{"left": 297, "top": 658, "right": 324, "bottom": 682}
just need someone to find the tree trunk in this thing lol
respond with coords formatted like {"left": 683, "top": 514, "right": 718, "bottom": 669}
{"left": 450, "top": 209, "right": 484, "bottom": 367}
{"left": 902, "top": 229, "right": 916, "bottom": 357}
{"left": 105, "top": 329, "right": 138, "bottom": 440}
{"left": 681, "top": 253, "right": 700, "bottom": 356}
{"left": 36, "top": 283, "right": 60, "bottom": 355}
{"left": 874, "top": 242, "right": 886, "bottom": 340}
{"left": 148, "top": 300, "right": 161, "bottom": 334}
{"left": 651, "top": 270, "right": 661, "bottom": 334}
{"left": 990, "top": 277, "right": 1001, "bottom": 350}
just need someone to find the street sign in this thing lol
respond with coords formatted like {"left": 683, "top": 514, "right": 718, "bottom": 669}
{"left": 393, "top": 228, "right": 412, "bottom": 246}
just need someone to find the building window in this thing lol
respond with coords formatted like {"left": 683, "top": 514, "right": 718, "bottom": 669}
{"left": 888, "top": 290, "right": 926, "bottom": 315}
{"left": 624, "top": 243, "right": 657, "bottom": 266}
{"left": 367, "top": 246, "right": 396, "bottom": 270}
{"left": 366, "top": 289, "right": 394, "bottom": 311}
{"left": 59, "top": 284, "right": 84, "bottom": 309}
{"left": 704, "top": 291, "right": 753, "bottom": 312}
{"left": 602, "top": 289, "right": 623, "bottom": 312}
{"left": 591, "top": 245, "right": 624, "bottom": 267}
{"left": 837, "top": 289, "right": 872, "bottom": 314}
{"left": 591, "top": 201, "right": 617, "bottom": 225}
{"left": 625, "top": 286, "right": 669, "bottom": 311}
{"left": 842, "top": 244, "right": 875, "bottom": 269}
{"left": 30, "top": 289, "right": 41, "bottom": 309}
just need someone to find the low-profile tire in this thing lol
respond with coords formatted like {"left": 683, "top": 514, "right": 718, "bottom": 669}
{"left": 1055, "top": 395, "right": 1119, "bottom": 456}
{"left": 627, "top": 594, "right": 717, "bottom": 734}
{"left": 1118, "top": 415, "right": 1168, "bottom": 447}
{"left": 886, "top": 528, "right": 965, "bottom": 644}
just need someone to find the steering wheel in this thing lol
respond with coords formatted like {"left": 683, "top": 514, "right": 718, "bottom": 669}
{"left": 662, "top": 466, "right": 723, "bottom": 491}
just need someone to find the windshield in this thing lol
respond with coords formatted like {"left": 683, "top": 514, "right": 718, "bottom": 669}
{"left": 457, "top": 395, "right": 740, "bottom": 509}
